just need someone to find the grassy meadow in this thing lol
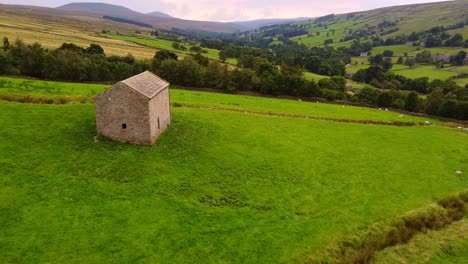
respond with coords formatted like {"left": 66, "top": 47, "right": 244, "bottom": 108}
{"left": 0, "top": 77, "right": 439, "bottom": 123}
{"left": 0, "top": 11, "right": 157, "bottom": 59}
{"left": 102, "top": 34, "right": 237, "bottom": 64}
{"left": 1, "top": 76, "right": 468, "bottom": 263}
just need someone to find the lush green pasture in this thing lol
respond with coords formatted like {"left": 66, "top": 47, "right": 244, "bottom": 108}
{"left": 391, "top": 65, "right": 459, "bottom": 81}
{"left": 346, "top": 60, "right": 464, "bottom": 81}
{"left": 372, "top": 45, "right": 421, "bottom": 57}
{"left": 303, "top": 71, "right": 327, "bottom": 82}
{"left": 0, "top": 100, "right": 467, "bottom": 263}
{"left": 454, "top": 78, "right": 468, "bottom": 87}
{"left": 0, "top": 76, "right": 439, "bottom": 123}
{"left": 102, "top": 34, "right": 237, "bottom": 64}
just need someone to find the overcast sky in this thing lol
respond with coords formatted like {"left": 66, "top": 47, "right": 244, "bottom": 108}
{"left": 1, "top": 0, "right": 450, "bottom": 21}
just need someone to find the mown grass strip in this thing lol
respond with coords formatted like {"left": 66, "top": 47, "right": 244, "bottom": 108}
{"left": 306, "top": 191, "right": 468, "bottom": 264}
{"left": 175, "top": 103, "right": 428, "bottom": 127}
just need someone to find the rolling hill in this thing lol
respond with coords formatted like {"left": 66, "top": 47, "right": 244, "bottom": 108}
{"left": 290, "top": 0, "right": 468, "bottom": 47}
{"left": 146, "top": 11, "right": 172, "bottom": 19}
{"left": 230, "top": 17, "right": 310, "bottom": 31}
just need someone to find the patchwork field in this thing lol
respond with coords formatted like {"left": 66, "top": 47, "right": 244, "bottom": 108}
{"left": 1, "top": 77, "right": 467, "bottom": 263}
{"left": 102, "top": 34, "right": 236, "bottom": 64}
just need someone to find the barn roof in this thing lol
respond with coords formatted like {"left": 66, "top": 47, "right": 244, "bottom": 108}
{"left": 121, "top": 71, "right": 170, "bottom": 99}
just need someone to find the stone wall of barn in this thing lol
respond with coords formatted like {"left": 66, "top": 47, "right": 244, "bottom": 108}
{"left": 95, "top": 83, "right": 153, "bottom": 145}
{"left": 148, "top": 88, "right": 171, "bottom": 144}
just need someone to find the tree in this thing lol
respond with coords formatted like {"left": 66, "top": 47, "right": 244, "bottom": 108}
{"left": 415, "top": 50, "right": 432, "bottom": 64}
{"left": 11, "top": 42, "right": 46, "bottom": 78}
{"left": 396, "top": 57, "right": 404, "bottom": 64}
{"left": 404, "top": 92, "right": 419, "bottom": 111}
{"left": 445, "top": 34, "right": 463, "bottom": 47}
{"left": 377, "top": 92, "right": 393, "bottom": 107}
{"left": 438, "top": 100, "right": 458, "bottom": 118}
{"left": 404, "top": 57, "right": 415, "bottom": 68}
{"left": 2, "top": 36, "right": 10, "bottom": 51}
{"left": 381, "top": 58, "right": 393, "bottom": 71}
{"left": 190, "top": 46, "right": 202, "bottom": 53}
{"left": 86, "top": 44, "right": 104, "bottom": 55}
{"left": 424, "top": 89, "right": 444, "bottom": 115}
{"left": 192, "top": 53, "right": 209, "bottom": 67}
{"left": 451, "top": 51, "right": 467, "bottom": 66}
{"left": 154, "top": 50, "right": 178, "bottom": 61}
{"left": 383, "top": 50, "right": 394, "bottom": 57}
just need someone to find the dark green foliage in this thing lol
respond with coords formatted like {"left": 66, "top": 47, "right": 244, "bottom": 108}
{"left": 445, "top": 34, "right": 464, "bottom": 47}
{"left": 415, "top": 50, "right": 432, "bottom": 64}
{"left": 404, "top": 57, "right": 416, "bottom": 68}
{"left": 377, "top": 92, "right": 393, "bottom": 107}
{"left": 154, "top": 50, "right": 178, "bottom": 61}
{"left": 189, "top": 46, "right": 202, "bottom": 53}
{"left": 438, "top": 100, "right": 458, "bottom": 118}
{"left": 383, "top": 50, "right": 394, "bottom": 57}
{"left": 404, "top": 92, "right": 419, "bottom": 111}
{"left": 450, "top": 51, "right": 467, "bottom": 66}
{"left": 2, "top": 36, "right": 10, "bottom": 51}
{"left": 86, "top": 44, "right": 105, "bottom": 55}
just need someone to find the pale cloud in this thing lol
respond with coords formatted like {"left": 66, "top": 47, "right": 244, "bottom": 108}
{"left": 1, "top": 0, "right": 450, "bottom": 21}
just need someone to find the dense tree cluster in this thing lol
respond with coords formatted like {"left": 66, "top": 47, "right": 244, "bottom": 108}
{"left": 0, "top": 40, "right": 150, "bottom": 81}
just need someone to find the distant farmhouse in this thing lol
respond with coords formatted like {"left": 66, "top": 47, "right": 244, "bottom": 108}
{"left": 432, "top": 53, "right": 451, "bottom": 63}
{"left": 95, "top": 71, "right": 171, "bottom": 145}
{"left": 360, "top": 52, "right": 369, "bottom": 58}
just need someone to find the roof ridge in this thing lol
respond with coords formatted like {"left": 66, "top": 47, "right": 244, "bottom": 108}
{"left": 120, "top": 71, "right": 170, "bottom": 99}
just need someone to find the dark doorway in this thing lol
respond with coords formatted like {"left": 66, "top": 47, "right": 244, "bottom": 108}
{"left": 122, "top": 123, "right": 127, "bottom": 129}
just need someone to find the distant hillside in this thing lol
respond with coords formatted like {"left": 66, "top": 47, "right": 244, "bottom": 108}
{"left": 53, "top": 2, "right": 238, "bottom": 33}
{"left": 230, "top": 18, "right": 310, "bottom": 31}
{"left": 57, "top": 2, "right": 143, "bottom": 17}
{"left": 146, "top": 11, "right": 172, "bottom": 19}
{"left": 289, "top": 0, "right": 468, "bottom": 47}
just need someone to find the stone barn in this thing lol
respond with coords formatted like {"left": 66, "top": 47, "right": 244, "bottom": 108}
{"left": 95, "top": 71, "right": 171, "bottom": 145}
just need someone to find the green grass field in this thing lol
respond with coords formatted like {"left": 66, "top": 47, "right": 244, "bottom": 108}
{"left": 102, "top": 34, "right": 237, "bottom": 64}
{"left": 303, "top": 71, "right": 327, "bottom": 82}
{"left": 347, "top": 58, "right": 467, "bottom": 81}
{"left": 1, "top": 76, "right": 467, "bottom": 263}
{"left": 0, "top": 77, "right": 439, "bottom": 123}
{"left": 391, "top": 65, "right": 460, "bottom": 81}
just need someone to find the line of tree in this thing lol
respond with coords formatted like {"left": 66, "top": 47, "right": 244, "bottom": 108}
{"left": 0, "top": 39, "right": 150, "bottom": 81}
{"left": 1, "top": 38, "right": 467, "bottom": 120}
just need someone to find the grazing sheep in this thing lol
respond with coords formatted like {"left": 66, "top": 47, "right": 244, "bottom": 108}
{"left": 425, "top": 121, "right": 430, "bottom": 124}
{"left": 399, "top": 114, "right": 404, "bottom": 118}
{"left": 456, "top": 171, "right": 462, "bottom": 176}
{"left": 385, "top": 108, "right": 389, "bottom": 111}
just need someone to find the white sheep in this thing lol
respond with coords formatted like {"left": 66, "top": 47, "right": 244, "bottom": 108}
{"left": 456, "top": 171, "right": 462, "bottom": 176}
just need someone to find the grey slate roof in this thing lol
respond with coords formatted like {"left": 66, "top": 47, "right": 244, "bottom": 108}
{"left": 121, "top": 71, "right": 170, "bottom": 99}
